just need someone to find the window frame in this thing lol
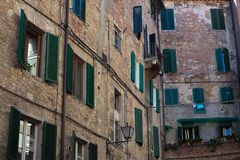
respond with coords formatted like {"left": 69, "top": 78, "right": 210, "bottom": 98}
{"left": 114, "top": 25, "right": 122, "bottom": 52}
{"left": 73, "top": 56, "right": 85, "bottom": 100}
{"left": 114, "top": 89, "right": 122, "bottom": 142}
{"left": 75, "top": 138, "right": 87, "bottom": 160}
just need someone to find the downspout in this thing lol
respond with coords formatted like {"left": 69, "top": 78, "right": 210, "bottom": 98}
{"left": 156, "top": 9, "right": 165, "bottom": 160}
{"left": 61, "top": 0, "right": 69, "bottom": 159}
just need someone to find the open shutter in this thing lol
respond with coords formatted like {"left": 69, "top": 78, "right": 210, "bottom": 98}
{"left": 133, "top": 6, "right": 143, "bottom": 33}
{"left": 135, "top": 108, "right": 143, "bottom": 145}
{"left": 218, "top": 9, "right": 226, "bottom": 30}
{"left": 67, "top": 44, "right": 74, "bottom": 94}
{"left": 42, "top": 122, "right": 57, "bottom": 160}
{"left": 215, "top": 48, "right": 224, "bottom": 72}
{"left": 144, "top": 25, "right": 149, "bottom": 58}
{"left": 71, "top": 131, "right": 76, "bottom": 160}
{"left": 168, "top": 9, "right": 175, "bottom": 30}
{"left": 139, "top": 63, "right": 144, "bottom": 92}
{"left": 211, "top": 9, "right": 219, "bottom": 29}
{"left": 170, "top": 49, "right": 177, "bottom": 72}
{"left": 89, "top": 143, "right": 98, "bottom": 160}
{"left": 153, "top": 126, "right": 160, "bottom": 158}
{"left": 7, "top": 107, "right": 21, "bottom": 160}
{"left": 131, "top": 52, "right": 136, "bottom": 82}
{"left": 73, "top": 0, "right": 80, "bottom": 15}
{"left": 156, "top": 88, "right": 160, "bottom": 113}
{"left": 86, "top": 63, "right": 94, "bottom": 108}
{"left": 80, "top": 0, "right": 86, "bottom": 21}
{"left": 17, "top": 9, "right": 27, "bottom": 67}
{"left": 194, "top": 126, "right": 200, "bottom": 139}
{"left": 223, "top": 48, "right": 230, "bottom": 72}
{"left": 46, "top": 33, "right": 59, "bottom": 83}
{"left": 150, "top": 80, "right": 153, "bottom": 105}
{"left": 163, "top": 49, "right": 171, "bottom": 73}
{"left": 177, "top": 127, "right": 182, "bottom": 140}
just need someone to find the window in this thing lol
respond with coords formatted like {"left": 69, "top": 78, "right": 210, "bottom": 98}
{"left": 18, "top": 120, "right": 37, "bottom": 160}
{"left": 114, "top": 26, "right": 122, "bottom": 52}
{"left": 67, "top": 45, "right": 95, "bottom": 108}
{"left": 210, "top": 9, "right": 225, "bottom": 30}
{"left": 72, "top": 132, "right": 87, "bottom": 160}
{"left": 215, "top": 48, "right": 231, "bottom": 72}
{"left": 161, "top": 9, "right": 175, "bottom": 30}
{"left": 135, "top": 108, "right": 143, "bottom": 145}
{"left": 144, "top": 25, "right": 149, "bottom": 58}
{"left": 88, "top": 143, "right": 98, "bottom": 160}
{"left": 149, "top": 33, "right": 156, "bottom": 57}
{"left": 114, "top": 90, "right": 122, "bottom": 142}
{"left": 221, "top": 126, "right": 232, "bottom": 137}
{"left": 133, "top": 6, "right": 142, "bottom": 39}
{"left": 17, "top": 10, "right": 59, "bottom": 83}
{"left": 178, "top": 126, "right": 200, "bottom": 141}
{"left": 131, "top": 52, "right": 144, "bottom": 92}
{"left": 151, "top": 0, "right": 156, "bottom": 20}
{"left": 164, "top": 88, "right": 179, "bottom": 105}
{"left": 193, "top": 88, "right": 205, "bottom": 113}
{"left": 163, "top": 49, "right": 177, "bottom": 73}
{"left": 220, "top": 87, "right": 234, "bottom": 104}
{"left": 150, "top": 80, "right": 160, "bottom": 113}
{"left": 73, "top": 0, "right": 86, "bottom": 22}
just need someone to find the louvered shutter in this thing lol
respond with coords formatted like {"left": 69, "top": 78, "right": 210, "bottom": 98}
{"left": 161, "top": 10, "right": 168, "bottom": 30}
{"left": 17, "top": 9, "right": 27, "bottom": 67}
{"left": 156, "top": 88, "right": 160, "bottom": 113}
{"left": 223, "top": 48, "right": 230, "bottom": 72}
{"left": 80, "top": 0, "right": 86, "bottom": 21}
{"left": 133, "top": 6, "right": 142, "bottom": 33}
{"left": 86, "top": 63, "right": 94, "bottom": 108}
{"left": 193, "top": 88, "right": 204, "bottom": 103}
{"left": 211, "top": 9, "right": 219, "bottom": 29}
{"left": 149, "top": 34, "right": 156, "bottom": 57}
{"left": 131, "top": 52, "right": 136, "bottom": 82}
{"left": 67, "top": 44, "right": 74, "bottom": 94}
{"left": 41, "top": 122, "right": 57, "bottom": 160}
{"left": 135, "top": 108, "right": 143, "bottom": 145}
{"left": 73, "top": 0, "right": 80, "bottom": 15}
{"left": 172, "top": 89, "right": 179, "bottom": 105}
{"left": 139, "top": 63, "right": 144, "bottom": 92}
{"left": 215, "top": 48, "right": 224, "bottom": 71}
{"left": 194, "top": 126, "right": 200, "bottom": 139}
{"left": 177, "top": 127, "right": 182, "bottom": 140}
{"left": 170, "top": 49, "right": 177, "bottom": 72}
{"left": 153, "top": 126, "right": 160, "bottom": 158}
{"left": 7, "top": 107, "right": 21, "bottom": 160}
{"left": 71, "top": 131, "right": 76, "bottom": 160}
{"left": 144, "top": 25, "right": 149, "bottom": 58}
{"left": 227, "top": 87, "right": 234, "bottom": 103}
{"left": 45, "top": 33, "right": 59, "bottom": 83}
{"left": 150, "top": 80, "right": 153, "bottom": 105}
{"left": 220, "top": 87, "right": 228, "bottom": 103}
{"left": 89, "top": 143, "right": 98, "bottom": 160}
{"left": 165, "top": 89, "right": 172, "bottom": 105}
{"left": 168, "top": 9, "right": 175, "bottom": 30}
{"left": 163, "top": 49, "right": 171, "bottom": 73}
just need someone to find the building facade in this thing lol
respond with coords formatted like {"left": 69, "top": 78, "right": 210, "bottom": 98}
{"left": 0, "top": 0, "right": 165, "bottom": 160}
{"left": 159, "top": 0, "right": 240, "bottom": 159}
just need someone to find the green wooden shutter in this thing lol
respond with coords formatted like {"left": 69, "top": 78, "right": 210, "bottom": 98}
{"left": 151, "top": 0, "right": 156, "bottom": 20}
{"left": 211, "top": 9, "right": 219, "bottom": 29}
{"left": 67, "top": 44, "right": 74, "bottom": 94}
{"left": 218, "top": 9, "right": 225, "bottom": 30}
{"left": 215, "top": 48, "right": 224, "bottom": 72}
{"left": 89, "top": 143, "right": 98, "bottom": 160}
{"left": 177, "top": 127, "right": 182, "bottom": 140}
{"left": 168, "top": 9, "right": 175, "bottom": 30}
{"left": 153, "top": 126, "right": 160, "bottom": 158}
{"left": 165, "top": 89, "right": 172, "bottom": 105}
{"left": 45, "top": 33, "right": 59, "bottom": 83}
{"left": 193, "top": 88, "right": 204, "bottom": 103}
{"left": 17, "top": 9, "right": 27, "bottom": 67}
{"left": 139, "top": 63, "right": 144, "bottom": 92}
{"left": 150, "top": 80, "right": 153, "bottom": 105}
{"left": 170, "top": 49, "right": 177, "bottom": 72}
{"left": 163, "top": 49, "right": 171, "bottom": 73}
{"left": 71, "top": 131, "right": 76, "bottom": 160}
{"left": 86, "top": 63, "right": 94, "bottom": 108}
{"left": 172, "top": 89, "right": 179, "bottom": 105}
{"left": 156, "top": 88, "right": 160, "bottom": 113}
{"left": 161, "top": 10, "right": 168, "bottom": 30}
{"left": 7, "top": 107, "right": 21, "bottom": 160}
{"left": 73, "top": 0, "right": 80, "bottom": 16}
{"left": 220, "top": 87, "right": 228, "bottom": 103}
{"left": 227, "top": 87, "right": 234, "bottom": 103}
{"left": 135, "top": 108, "right": 143, "bottom": 145}
{"left": 165, "top": 89, "right": 178, "bottom": 105}
{"left": 41, "top": 122, "right": 57, "bottom": 160}
{"left": 80, "top": 0, "right": 86, "bottom": 22}
{"left": 211, "top": 9, "right": 225, "bottom": 30}
{"left": 131, "top": 52, "right": 136, "bottom": 82}
{"left": 223, "top": 48, "right": 230, "bottom": 72}
{"left": 194, "top": 126, "right": 200, "bottom": 139}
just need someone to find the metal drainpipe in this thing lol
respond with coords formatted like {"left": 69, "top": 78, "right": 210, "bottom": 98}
{"left": 156, "top": 11, "right": 165, "bottom": 160}
{"left": 61, "top": 0, "right": 69, "bottom": 159}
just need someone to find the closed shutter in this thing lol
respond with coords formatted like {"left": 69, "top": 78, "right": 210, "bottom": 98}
{"left": 45, "top": 33, "right": 59, "bottom": 83}
{"left": 67, "top": 44, "right": 74, "bottom": 94}
{"left": 221, "top": 87, "right": 234, "bottom": 104}
{"left": 161, "top": 9, "right": 175, "bottom": 30}
{"left": 80, "top": 0, "right": 86, "bottom": 21}
{"left": 86, "top": 63, "right": 94, "bottom": 108}
{"left": 135, "top": 108, "right": 143, "bottom": 145}
{"left": 71, "top": 131, "right": 76, "bottom": 160}
{"left": 227, "top": 87, "right": 234, "bottom": 102}
{"left": 223, "top": 48, "right": 230, "bottom": 72}
{"left": 42, "top": 122, "right": 57, "bottom": 160}
{"left": 211, "top": 9, "right": 225, "bottom": 30}
{"left": 89, "top": 143, "right": 98, "bottom": 160}
{"left": 210, "top": 9, "right": 219, "bottom": 29}
{"left": 170, "top": 49, "right": 177, "bottom": 72}
{"left": 165, "top": 89, "right": 178, "bottom": 105}
{"left": 165, "top": 89, "right": 172, "bottom": 105}
{"left": 215, "top": 48, "right": 224, "bottom": 72}
{"left": 218, "top": 9, "right": 225, "bottom": 29}
{"left": 172, "top": 89, "right": 179, "bottom": 104}
{"left": 144, "top": 25, "right": 149, "bottom": 58}
{"left": 156, "top": 88, "right": 160, "bottom": 113}
{"left": 177, "top": 127, "right": 182, "bottom": 140}
{"left": 153, "top": 126, "right": 160, "bottom": 158}
{"left": 7, "top": 107, "right": 21, "bottom": 160}
{"left": 133, "top": 6, "right": 143, "bottom": 33}
{"left": 150, "top": 80, "right": 153, "bottom": 105}
{"left": 161, "top": 10, "right": 168, "bottom": 30}
{"left": 163, "top": 49, "right": 171, "bottom": 73}
{"left": 139, "top": 63, "right": 144, "bottom": 92}
{"left": 17, "top": 9, "right": 27, "bottom": 67}
{"left": 193, "top": 88, "right": 204, "bottom": 103}
{"left": 131, "top": 52, "right": 136, "bottom": 82}
{"left": 73, "top": 0, "right": 80, "bottom": 15}
{"left": 194, "top": 126, "right": 200, "bottom": 139}
{"left": 168, "top": 9, "right": 175, "bottom": 30}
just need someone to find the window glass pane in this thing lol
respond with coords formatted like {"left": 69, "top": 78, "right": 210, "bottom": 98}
{"left": 26, "top": 122, "right": 35, "bottom": 136}
{"left": 76, "top": 62, "right": 81, "bottom": 99}
{"left": 77, "top": 141, "right": 83, "bottom": 160}
{"left": 17, "top": 148, "right": 22, "bottom": 160}
{"left": 27, "top": 34, "right": 38, "bottom": 76}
